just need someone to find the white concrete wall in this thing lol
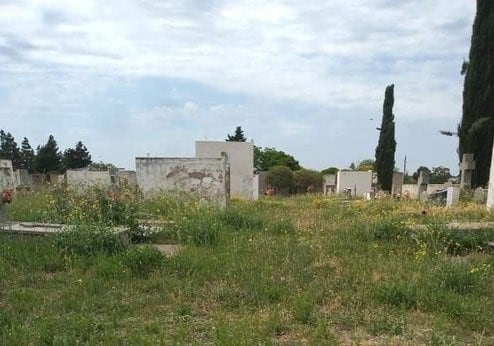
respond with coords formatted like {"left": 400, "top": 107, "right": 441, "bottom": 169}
{"left": 195, "top": 141, "right": 255, "bottom": 200}
{"left": 66, "top": 169, "right": 112, "bottom": 190}
{"left": 336, "top": 171, "right": 372, "bottom": 197}
{"left": 136, "top": 157, "right": 228, "bottom": 205}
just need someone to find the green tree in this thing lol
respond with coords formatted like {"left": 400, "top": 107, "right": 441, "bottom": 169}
{"left": 266, "top": 165, "right": 294, "bottom": 192}
{"left": 293, "top": 169, "right": 323, "bottom": 193}
{"left": 255, "top": 146, "right": 300, "bottom": 171}
{"left": 357, "top": 159, "right": 375, "bottom": 171}
{"left": 226, "top": 126, "right": 247, "bottom": 142}
{"left": 375, "top": 84, "right": 397, "bottom": 191}
{"left": 458, "top": 0, "right": 494, "bottom": 187}
{"left": 89, "top": 161, "right": 118, "bottom": 174}
{"left": 430, "top": 166, "right": 452, "bottom": 184}
{"left": 63, "top": 141, "right": 92, "bottom": 169}
{"left": 35, "top": 135, "right": 62, "bottom": 173}
{"left": 412, "top": 166, "right": 431, "bottom": 181}
{"left": 20, "top": 137, "right": 35, "bottom": 172}
{"left": 0, "top": 130, "right": 21, "bottom": 169}
{"left": 321, "top": 167, "right": 339, "bottom": 175}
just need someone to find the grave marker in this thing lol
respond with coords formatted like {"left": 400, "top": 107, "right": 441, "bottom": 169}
{"left": 459, "top": 153, "right": 475, "bottom": 189}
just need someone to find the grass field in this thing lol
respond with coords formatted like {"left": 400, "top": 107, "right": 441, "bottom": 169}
{"left": 2, "top": 188, "right": 494, "bottom": 345}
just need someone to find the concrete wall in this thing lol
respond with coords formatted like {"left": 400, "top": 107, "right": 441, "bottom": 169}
{"left": 402, "top": 184, "right": 419, "bottom": 199}
{"left": 323, "top": 174, "right": 336, "bottom": 195}
{"left": 66, "top": 169, "right": 112, "bottom": 190}
{"left": 0, "top": 160, "right": 15, "bottom": 190}
{"left": 195, "top": 141, "right": 254, "bottom": 200}
{"left": 136, "top": 157, "right": 228, "bottom": 205}
{"left": 336, "top": 171, "right": 372, "bottom": 197}
{"left": 116, "top": 170, "right": 138, "bottom": 188}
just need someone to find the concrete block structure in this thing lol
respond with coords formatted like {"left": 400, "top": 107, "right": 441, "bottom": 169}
{"left": 336, "top": 170, "right": 372, "bottom": 197}
{"left": 195, "top": 141, "right": 254, "bottom": 200}
{"left": 136, "top": 156, "right": 229, "bottom": 206}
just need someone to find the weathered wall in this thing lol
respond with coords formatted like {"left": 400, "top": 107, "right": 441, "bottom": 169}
{"left": 0, "top": 160, "right": 15, "bottom": 190}
{"left": 17, "top": 169, "right": 32, "bottom": 187}
{"left": 323, "top": 174, "right": 336, "bottom": 195}
{"left": 66, "top": 169, "right": 112, "bottom": 190}
{"left": 116, "top": 170, "right": 138, "bottom": 188}
{"left": 336, "top": 171, "right": 372, "bottom": 197}
{"left": 195, "top": 141, "right": 255, "bottom": 200}
{"left": 402, "top": 184, "right": 419, "bottom": 199}
{"left": 136, "top": 157, "right": 228, "bottom": 205}
{"left": 392, "top": 172, "right": 403, "bottom": 195}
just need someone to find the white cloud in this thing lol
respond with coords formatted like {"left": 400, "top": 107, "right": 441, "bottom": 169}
{"left": 0, "top": 0, "right": 475, "bottom": 119}
{"left": 0, "top": 0, "right": 476, "bottom": 171}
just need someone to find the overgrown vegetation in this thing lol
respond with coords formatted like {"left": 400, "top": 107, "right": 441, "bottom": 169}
{"left": 2, "top": 191, "right": 494, "bottom": 344}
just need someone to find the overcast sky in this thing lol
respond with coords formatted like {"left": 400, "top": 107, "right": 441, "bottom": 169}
{"left": 0, "top": 0, "right": 475, "bottom": 174}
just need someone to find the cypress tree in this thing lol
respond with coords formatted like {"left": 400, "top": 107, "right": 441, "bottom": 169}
{"left": 458, "top": 0, "right": 494, "bottom": 187}
{"left": 226, "top": 126, "right": 247, "bottom": 142}
{"left": 20, "top": 137, "right": 35, "bottom": 172}
{"left": 35, "top": 135, "right": 62, "bottom": 173}
{"left": 63, "top": 141, "right": 92, "bottom": 169}
{"left": 375, "top": 84, "right": 397, "bottom": 192}
{"left": 0, "top": 130, "right": 21, "bottom": 170}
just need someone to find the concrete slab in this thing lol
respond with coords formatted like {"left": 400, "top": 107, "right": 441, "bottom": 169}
{"left": 0, "top": 222, "right": 129, "bottom": 236}
{"left": 410, "top": 221, "right": 494, "bottom": 231}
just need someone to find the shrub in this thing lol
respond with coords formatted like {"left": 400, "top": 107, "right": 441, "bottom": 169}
{"left": 293, "top": 169, "right": 323, "bottom": 194}
{"left": 267, "top": 166, "right": 294, "bottom": 193}
{"left": 120, "top": 246, "right": 165, "bottom": 278}
{"left": 53, "top": 224, "right": 128, "bottom": 256}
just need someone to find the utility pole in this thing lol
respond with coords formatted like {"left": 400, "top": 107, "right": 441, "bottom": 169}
{"left": 403, "top": 155, "right": 407, "bottom": 184}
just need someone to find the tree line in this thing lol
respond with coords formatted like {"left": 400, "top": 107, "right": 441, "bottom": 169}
{"left": 0, "top": 130, "right": 92, "bottom": 173}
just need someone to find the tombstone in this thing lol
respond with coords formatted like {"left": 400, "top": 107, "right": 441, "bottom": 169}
{"left": 459, "top": 153, "right": 475, "bottom": 189}
{"left": 419, "top": 191, "right": 429, "bottom": 202}
{"left": 446, "top": 187, "right": 460, "bottom": 207}
{"left": 417, "top": 171, "right": 430, "bottom": 195}
{"left": 392, "top": 172, "right": 403, "bottom": 196}
{"left": 0, "top": 160, "right": 15, "bottom": 222}
{"left": 473, "top": 187, "right": 487, "bottom": 203}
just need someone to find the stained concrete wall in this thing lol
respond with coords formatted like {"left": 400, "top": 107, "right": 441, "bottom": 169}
{"left": 323, "top": 174, "right": 337, "bottom": 195}
{"left": 0, "top": 160, "right": 15, "bottom": 190}
{"left": 66, "top": 169, "right": 112, "bottom": 190}
{"left": 402, "top": 184, "right": 419, "bottom": 199}
{"left": 195, "top": 141, "right": 254, "bottom": 200}
{"left": 116, "top": 170, "right": 138, "bottom": 188}
{"left": 336, "top": 171, "right": 372, "bottom": 197}
{"left": 392, "top": 173, "right": 403, "bottom": 195}
{"left": 136, "top": 157, "right": 228, "bottom": 205}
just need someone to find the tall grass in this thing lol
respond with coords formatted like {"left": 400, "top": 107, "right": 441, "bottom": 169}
{"left": 1, "top": 193, "right": 494, "bottom": 344}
